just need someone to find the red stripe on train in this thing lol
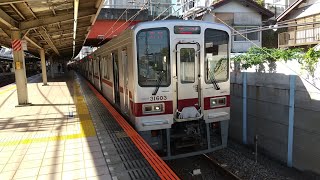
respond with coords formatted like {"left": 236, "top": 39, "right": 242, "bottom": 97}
{"left": 101, "top": 78, "right": 113, "bottom": 87}
{"left": 177, "top": 98, "right": 199, "bottom": 111}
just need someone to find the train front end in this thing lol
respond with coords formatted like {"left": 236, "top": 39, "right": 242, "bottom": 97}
{"left": 132, "top": 20, "right": 230, "bottom": 159}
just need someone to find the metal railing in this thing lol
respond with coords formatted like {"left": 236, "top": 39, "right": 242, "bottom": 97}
{"left": 278, "top": 26, "right": 320, "bottom": 47}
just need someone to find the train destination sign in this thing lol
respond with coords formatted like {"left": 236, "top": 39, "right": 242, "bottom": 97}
{"left": 174, "top": 26, "right": 201, "bottom": 34}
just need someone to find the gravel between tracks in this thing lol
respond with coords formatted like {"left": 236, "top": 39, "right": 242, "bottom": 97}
{"left": 167, "top": 155, "right": 227, "bottom": 180}
{"left": 209, "top": 140, "right": 320, "bottom": 180}
{"left": 167, "top": 140, "right": 320, "bottom": 180}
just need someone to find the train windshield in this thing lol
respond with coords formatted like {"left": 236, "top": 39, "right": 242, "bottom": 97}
{"left": 205, "top": 29, "right": 229, "bottom": 83}
{"left": 137, "top": 28, "right": 170, "bottom": 87}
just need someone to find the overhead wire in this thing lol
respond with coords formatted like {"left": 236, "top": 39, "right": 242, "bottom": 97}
{"left": 152, "top": 4, "right": 175, "bottom": 21}
{"left": 99, "top": 0, "right": 194, "bottom": 45}
{"left": 100, "top": 6, "right": 131, "bottom": 40}
{"left": 162, "top": 0, "right": 197, "bottom": 20}
{"left": 97, "top": 1, "right": 149, "bottom": 45}
{"left": 126, "top": 2, "right": 149, "bottom": 27}
{"left": 211, "top": 14, "right": 320, "bottom": 91}
{"left": 233, "top": 20, "right": 320, "bottom": 35}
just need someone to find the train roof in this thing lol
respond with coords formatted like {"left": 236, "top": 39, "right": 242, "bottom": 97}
{"left": 91, "top": 20, "right": 231, "bottom": 57}
{"left": 131, "top": 20, "right": 231, "bottom": 34}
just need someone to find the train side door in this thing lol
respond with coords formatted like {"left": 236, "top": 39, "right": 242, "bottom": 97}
{"left": 91, "top": 60, "right": 94, "bottom": 82}
{"left": 112, "top": 52, "right": 120, "bottom": 106}
{"left": 122, "top": 50, "right": 129, "bottom": 113}
{"left": 98, "top": 56, "right": 103, "bottom": 92}
{"left": 176, "top": 44, "right": 201, "bottom": 117}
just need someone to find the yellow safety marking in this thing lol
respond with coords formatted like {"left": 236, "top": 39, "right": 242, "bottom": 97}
{"left": 0, "top": 80, "right": 96, "bottom": 146}
{"left": 0, "top": 86, "right": 16, "bottom": 94}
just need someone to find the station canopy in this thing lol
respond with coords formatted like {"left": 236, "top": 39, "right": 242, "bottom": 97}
{"left": 0, "top": 0, "right": 104, "bottom": 59}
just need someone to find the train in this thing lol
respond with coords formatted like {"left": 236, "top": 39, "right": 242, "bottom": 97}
{"left": 76, "top": 20, "right": 231, "bottom": 159}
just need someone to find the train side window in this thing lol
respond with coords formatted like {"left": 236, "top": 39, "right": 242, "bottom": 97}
{"left": 93, "top": 60, "right": 96, "bottom": 75}
{"left": 204, "top": 29, "right": 229, "bottom": 83}
{"left": 137, "top": 28, "right": 170, "bottom": 87}
{"left": 94, "top": 58, "right": 99, "bottom": 75}
{"left": 103, "top": 56, "right": 109, "bottom": 80}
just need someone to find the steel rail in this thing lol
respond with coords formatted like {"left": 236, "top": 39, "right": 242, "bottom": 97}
{"left": 202, "top": 154, "right": 242, "bottom": 180}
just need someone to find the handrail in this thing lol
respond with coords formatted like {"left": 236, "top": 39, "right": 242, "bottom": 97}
{"left": 278, "top": 26, "right": 320, "bottom": 47}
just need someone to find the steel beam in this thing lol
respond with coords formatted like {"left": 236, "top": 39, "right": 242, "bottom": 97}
{"left": 83, "top": 0, "right": 104, "bottom": 46}
{"left": 0, "top": 23, "right": 41, "bottom": 50}
{"left": 1, "top": 27, "right": 10, "bottom": 37}
{"left": 0, "top": 0, "right": 25, "bottom": 5}
{"left": 95, "top": 0, "right": 103, "bottom": 8}
{"left": 0, "top": 8, "right": 18, "bottom": 28}
{"left": 10, "top": 3, "right": 26, "bottom": 20}
{"left": 46, "top": 23, "right": 90, "bottom": 33}
{"left": 51, "top": 29, "right": 87, "bottom": 39}
{"left": 38, "top": 28, "right": 60, "bottom": 56}
{"left": 24, "top": 2, "right": 37, "bottom": 18}
{"left": 20, "top": 9, "right": 96, "bottom": 30}
{"left": 24, "top": 36, "right": 42, "bottom": 49}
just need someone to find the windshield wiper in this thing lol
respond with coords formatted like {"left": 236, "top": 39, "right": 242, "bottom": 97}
{"left": 152, "top": 71, "right": 164, "bottom": 95}
{"left": 208, "top": 70, "right": 220, "bottom": 90}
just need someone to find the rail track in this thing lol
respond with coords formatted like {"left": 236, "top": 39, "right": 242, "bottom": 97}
{"left": 202, "top": 154, "right": 242, "bottom": 180}
{"left": 0, "top": 72, "right": 40, "bottom": 88}
{"left": 167, "top": 153, "right": 243, "bottom": 180}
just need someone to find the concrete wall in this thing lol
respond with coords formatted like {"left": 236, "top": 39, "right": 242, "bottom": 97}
{"left": 230, "top": 72, "right": 320, "bottom": 174}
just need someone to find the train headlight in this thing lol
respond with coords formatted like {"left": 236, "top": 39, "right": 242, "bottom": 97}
{"left": 142, "top": 103, "right": 165, "bottom": 115}
{"left": 210, "top": 97, "right": 226, "bottom": 108}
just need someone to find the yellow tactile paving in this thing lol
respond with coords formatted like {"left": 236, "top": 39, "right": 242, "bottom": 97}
{"left": 0, "top": 86, "right": 16, "bottom": 95}
{"left": 0, "top": 77, "right": 95, "bottom": 147}
{"left": 0, "top": 73, "right": 110, "bottom": 179}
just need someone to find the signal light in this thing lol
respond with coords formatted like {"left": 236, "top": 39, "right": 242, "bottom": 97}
{"left": 210, "top": 97, "right": 227, "bottom": 108}
{"left": 142, "top": 103, "right": 165, "bottom": 115}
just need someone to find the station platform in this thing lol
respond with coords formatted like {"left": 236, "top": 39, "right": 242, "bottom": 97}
{"left": 0, "top": 72, "right": 178, "bottom": 180}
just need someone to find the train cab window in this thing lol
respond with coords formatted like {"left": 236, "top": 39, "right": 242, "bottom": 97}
{"left": 137, "top": 28, "right": 170, "bottom": 87}
{"left": 180, "top": 48, "right": 195, "bottom": 83}
{"left": 204, "top": 29, "right": 229, "bottom": 83}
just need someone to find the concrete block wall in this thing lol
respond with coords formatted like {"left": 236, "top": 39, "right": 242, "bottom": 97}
{"left": 292, "top": 77, "right": 320, "bottom": 173}
{"left": 230, "top": 72, "right": 320, "bottom": 174}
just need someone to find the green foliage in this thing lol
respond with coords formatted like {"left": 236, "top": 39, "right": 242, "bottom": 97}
{"left": 303, "top": 48, "right": 320, "bottom": 77}
{"left": 232, "top": 47, "right": 320, "bottom": 77}
{"left": 254, "top": 0, "right": 264, "bottom": 6}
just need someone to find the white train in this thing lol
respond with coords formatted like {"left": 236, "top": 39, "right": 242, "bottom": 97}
{"left": 77, "top": 20, "right": 230, "bottom": 159}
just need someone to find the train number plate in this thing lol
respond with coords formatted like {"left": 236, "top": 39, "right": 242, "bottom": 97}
{"left": 149, "top": 96, "right": 167, "bottom": 101}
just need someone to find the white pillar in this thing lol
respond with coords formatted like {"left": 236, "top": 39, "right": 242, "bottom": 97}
{"left": 39, "top": 48, "right": 48, "bottom": 85}
{"left": 12, "top": 30, "right": 29, "bottom": 105}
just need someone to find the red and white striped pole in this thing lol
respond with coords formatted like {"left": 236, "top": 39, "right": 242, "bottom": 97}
{"left": 11, "top": 30, "right": 29, "bottom": 105}
{"left": 12, "top": 39, "right": 22, "bottom": 51}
